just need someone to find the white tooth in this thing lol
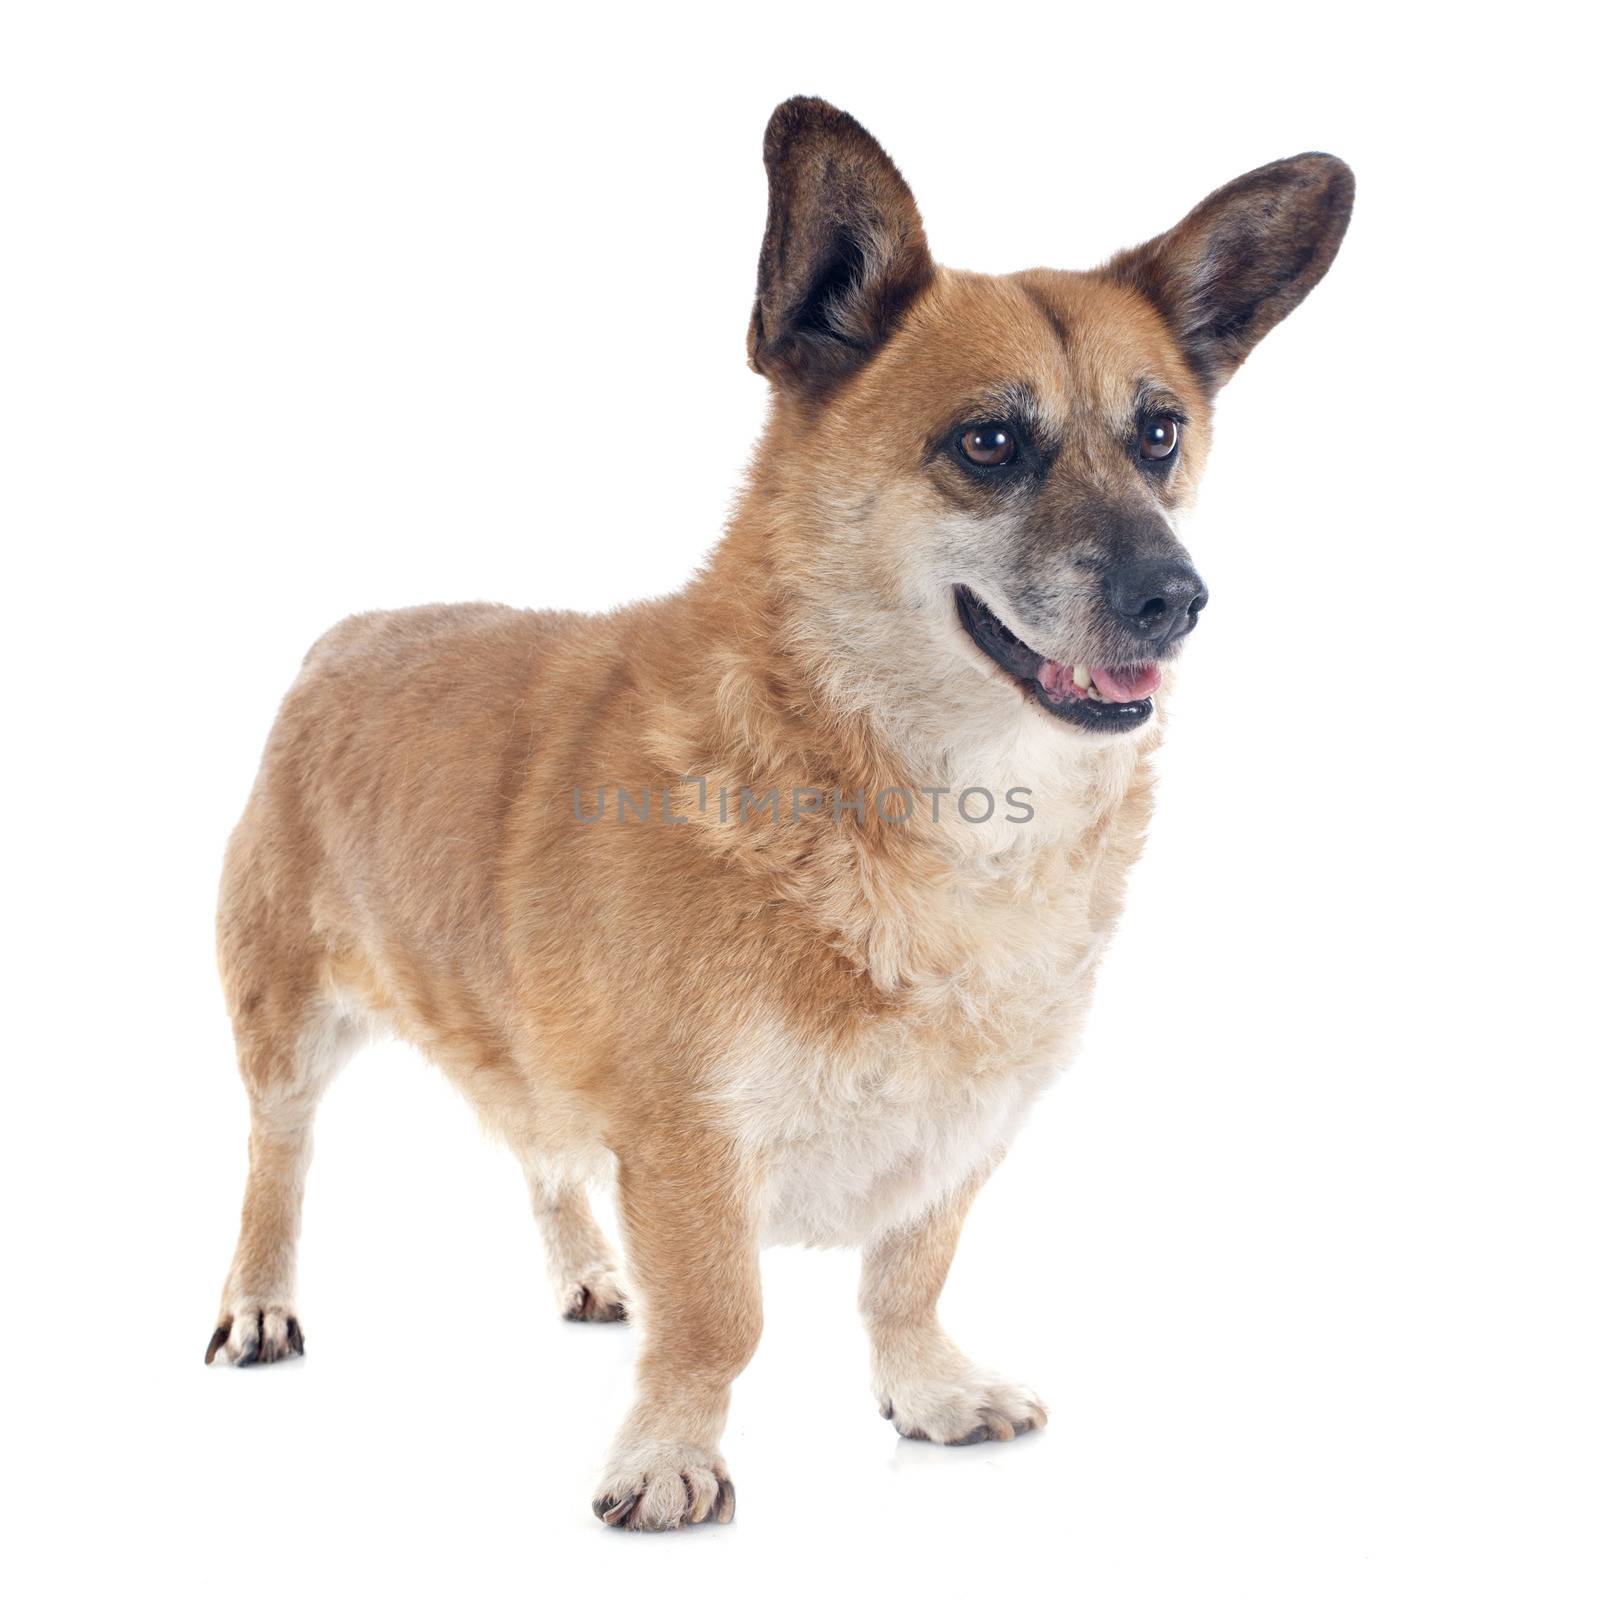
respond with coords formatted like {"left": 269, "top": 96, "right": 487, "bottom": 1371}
{"left": 1072, "top": 664, "right": 1092, "bottom": 690}
{"left": 1086, "top": 685, "right": 1104, "bottom": 701}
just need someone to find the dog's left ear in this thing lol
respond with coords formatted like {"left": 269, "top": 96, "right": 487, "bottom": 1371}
{"left": 748, "top": 97, "right": 934, "bottom": 398}
{"left": 1108, "top": 154, "right": 1354, "bottom": 392}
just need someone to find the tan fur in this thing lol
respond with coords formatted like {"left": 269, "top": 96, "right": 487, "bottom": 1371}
{"left": 206, "top": 99, "right": 1351, "bottom": 1529}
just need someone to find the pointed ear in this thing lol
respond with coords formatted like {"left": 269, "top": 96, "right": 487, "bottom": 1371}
{"left": 747, "top": 97, "right": 935, "bottom": 397}
{"left": 1107, "top": 153, "right": 1354, "bottom": 392}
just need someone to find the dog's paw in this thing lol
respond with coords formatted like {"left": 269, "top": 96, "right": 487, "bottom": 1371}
{"left": 591, "top": 1441, "right": 735, "bottom": 1531}
{"left": 204, "top": 1301, "right": 305, "bottom": 1367}
{"left": 877, "top": 1370, "right": 1046, "bottom": 1445}
{"left": 559, "top": 1265, "right": 628, "bottom": 1323}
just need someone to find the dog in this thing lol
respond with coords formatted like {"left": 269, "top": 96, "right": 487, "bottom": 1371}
{"left": 206, "top": 96, "right": 1352, "bottom": 1530}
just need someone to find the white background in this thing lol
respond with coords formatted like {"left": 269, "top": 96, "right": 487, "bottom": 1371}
{"left": 4, "top": 3, "right": 1595, "bottom": 1595}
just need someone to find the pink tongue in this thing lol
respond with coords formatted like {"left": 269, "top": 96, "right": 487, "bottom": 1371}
{"left": 1089, "top": 663, "right": 1162, "bottom": 703}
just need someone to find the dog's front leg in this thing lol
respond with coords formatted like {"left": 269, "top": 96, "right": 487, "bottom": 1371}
{"left": 860, "top": 1176, "right": 1048, "bottom": 1445}
{"left": 591, "top": 1129, "right": 761, "bottom": 1531}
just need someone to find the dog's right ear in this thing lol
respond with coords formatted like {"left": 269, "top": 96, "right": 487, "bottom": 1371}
{"left": 747, "top": 98, "right": 934, "bottom": 398}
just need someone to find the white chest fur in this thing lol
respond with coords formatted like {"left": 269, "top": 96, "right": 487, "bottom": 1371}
{"left": 710, "top": 985, "right": 1086, "bottom": 1249}
{"left": 711, "top": 728, "right": 1145, "bottom": 1249}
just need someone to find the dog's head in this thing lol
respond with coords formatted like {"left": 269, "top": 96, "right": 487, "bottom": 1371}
{"left": 745, "top": 98, "right": 1351, "bottom": 746}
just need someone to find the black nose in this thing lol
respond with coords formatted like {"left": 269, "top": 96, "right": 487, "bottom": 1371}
{"left": 1104, "top": 558, "right": 1209, "bottom": 646}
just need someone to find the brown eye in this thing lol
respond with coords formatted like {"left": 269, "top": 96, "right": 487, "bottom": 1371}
{"left": 960, "top": 424, "right": 1017, "bottom": 468}
{"left": 1140, "top": 416, "right": 1180, "bottom": 461}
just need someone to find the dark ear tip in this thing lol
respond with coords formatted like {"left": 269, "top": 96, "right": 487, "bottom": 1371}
{"left": 763, "top": 95, "right": 866, "bottom": 161}
{"left": 1288, "top": 152, "right": 1356, "bottom": 206}
{"left": 768, "top": 93, "right": 839, "bottom": 121}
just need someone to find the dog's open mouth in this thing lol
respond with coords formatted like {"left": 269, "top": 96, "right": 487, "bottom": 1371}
{"left": 954, "top": 586, "right": 1160, "bottom": 732}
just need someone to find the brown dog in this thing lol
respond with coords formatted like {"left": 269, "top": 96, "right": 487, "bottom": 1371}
{"left": 206, "top": 97, "right": 1352, "bottom": 1530}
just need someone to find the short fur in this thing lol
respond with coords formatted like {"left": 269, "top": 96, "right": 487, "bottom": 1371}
{"left": 207, "top": 98, "right": 1352, "bottom": 1530}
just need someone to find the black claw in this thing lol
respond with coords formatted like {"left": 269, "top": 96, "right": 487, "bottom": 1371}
{"left": 240, "top": 1311, "right": 270, "bottom": 1365}
{"left": 567, "top": 1285, "right": 628, "bottom": 1324}
{"left": 204, "top": 1323, "right": 230, "bottom": 1365}
{"left": 594, "top": 1492, "right": 639, "bottom": 1528}
{"left": 286, "top": 1317, "right": 305, "bottom": 1356}
{"left": 951, "top": 1424, "right": 992, "bottom": 1446}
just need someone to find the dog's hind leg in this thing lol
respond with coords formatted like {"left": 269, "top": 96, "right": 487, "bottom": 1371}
{"left": 206, "top": 834, "right": 368, "bottom": 1367}
{"left": 519, "top": 1155, "right": 628, "bottom": 1323}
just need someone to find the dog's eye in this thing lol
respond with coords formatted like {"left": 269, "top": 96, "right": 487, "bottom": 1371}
{"left": 959, "top": 425, "right": 1017, "bottom": 468}
{"left": 1140, "top": 416, "right": 1181, "bottom": 461}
